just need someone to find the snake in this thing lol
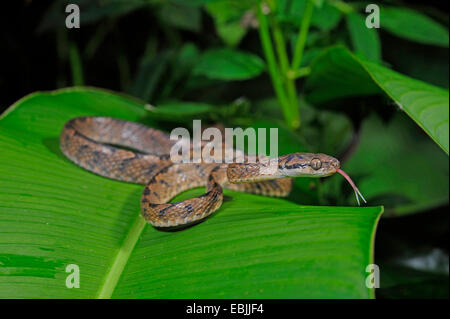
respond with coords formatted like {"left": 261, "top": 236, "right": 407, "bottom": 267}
{"left": 60, "top": 117, "right": 366, "bottom": 228}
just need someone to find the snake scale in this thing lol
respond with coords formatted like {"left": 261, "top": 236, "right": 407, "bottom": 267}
{"left": 60, "top": 117, "right": 365, "bottom": 228}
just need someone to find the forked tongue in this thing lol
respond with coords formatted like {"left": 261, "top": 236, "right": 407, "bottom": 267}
{"left": 336, "top": 169, "right": 367, "bottom": 206}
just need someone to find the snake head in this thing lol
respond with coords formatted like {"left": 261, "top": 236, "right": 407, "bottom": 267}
{"left": 278, "top": 152, "right": 340, "bottom": 178}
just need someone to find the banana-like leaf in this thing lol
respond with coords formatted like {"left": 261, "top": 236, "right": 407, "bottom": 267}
{"left": 0, "top": 88, "right": 383, "bottom": 298}
{"left": 193, "top": 49, "right": 265, "bottom": 80}
{"left": 306, "top": 46, "right": 449, "bottom": 154}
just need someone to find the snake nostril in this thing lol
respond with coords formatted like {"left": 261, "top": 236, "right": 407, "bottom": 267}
{"left": 333, "top": 159, "right": 341, "bottom": 169}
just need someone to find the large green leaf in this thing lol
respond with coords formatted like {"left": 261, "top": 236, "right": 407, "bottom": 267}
{"left": 145, "top": 101, "right": 216, "bottom": 121}
{"left": 381, "top": 7, "right": 449, "bottom": 47}
{"left": 306, "top": 46, "right": 449, "bottom": 154}
{"left": 129, "top": 51, "right": 171, "bottom": 102}
{"left": 0, "top": 88, "right": 382, "bottom": 298}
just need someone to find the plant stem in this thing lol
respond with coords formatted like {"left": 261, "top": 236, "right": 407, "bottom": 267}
{"left": 287, "top": 66, "right": 311, "bottom": 79}
{"left": 257, "top": 2, "right": 300, "bottom": 129}
{"left": 69, "top": 42, "right": 84, "bottom": 86}
{"left": 271, "top": 13, "right": 299, "bottom": 114}
{"left": 292, "top": 0, "right": 314, "bottom": 71}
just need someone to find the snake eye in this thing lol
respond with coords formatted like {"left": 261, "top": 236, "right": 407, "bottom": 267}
{"left": 310, "top": 158, "right": 322, "bottom": 170}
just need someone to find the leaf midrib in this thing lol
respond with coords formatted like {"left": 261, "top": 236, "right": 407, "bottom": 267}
{"left": 96, "top": 213, "right": 147, "bottom": 298}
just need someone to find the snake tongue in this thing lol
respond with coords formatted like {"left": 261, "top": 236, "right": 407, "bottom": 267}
{"left": 336, "top": 169, "right": 367, "bottom": 206}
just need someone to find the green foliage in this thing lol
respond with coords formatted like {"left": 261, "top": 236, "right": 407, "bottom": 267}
{"left": 0, "top": 88, "right": 382, "bottom": 298}
{"left": 306, "top": 47, "right": 449, "bottom": 154}
{"left": 346, "top": 12, "right": 381, "bottom": 62}
{"left": 158, "top": 2, "right": 202, "bottom": 32}
{"left": 204, "top": 0, "right": 254, "bottom": 46}
{"left": 145, "top": 101, "right": 216, "bottom": 120}
{"left": 2, "top": 0, "right": 448, "bottom": 299}
{"left": 381, "top": 7, "right": 449, "bottom": 47}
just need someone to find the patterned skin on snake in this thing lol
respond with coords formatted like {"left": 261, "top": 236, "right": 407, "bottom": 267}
{"left": 60, "top": 117, "right": 341, "bottom": 228}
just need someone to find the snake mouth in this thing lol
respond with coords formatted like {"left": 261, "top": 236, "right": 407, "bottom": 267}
{"left": 336, "top": 169, "right": 367, "bottom": 206}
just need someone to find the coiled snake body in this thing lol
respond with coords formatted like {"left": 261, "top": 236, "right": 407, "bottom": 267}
{"left": 60, "top": 117, "right": 362, "bottom": 228}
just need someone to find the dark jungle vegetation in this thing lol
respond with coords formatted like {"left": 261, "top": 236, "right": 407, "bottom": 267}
{"left": 0, "top": 0, "right": 448, "bottom": 299}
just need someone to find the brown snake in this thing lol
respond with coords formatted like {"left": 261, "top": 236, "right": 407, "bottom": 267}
{"left": 60, "top": 117, "right": 365, "bottom": 228}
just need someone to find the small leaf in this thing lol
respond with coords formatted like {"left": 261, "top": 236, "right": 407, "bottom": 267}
{"left": 310, "top": 0, "right": 342, "bottom": 31}
{"left": 215, "top": 22, "right": 248, "bottom": 47}
{"left": 158, "top": 2, "right": 202, "bottom": 32}
{"left": 204, "top": 0, "right": 253, "bottom": 46}
{"left": 193, "top": 49, "right": 265, "bottom": 80}
{"left": 381, "top": 7, "right": 449, "bottom": 47}
{"left": 346, "top": 12, "right": 381, "bottom": 62}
